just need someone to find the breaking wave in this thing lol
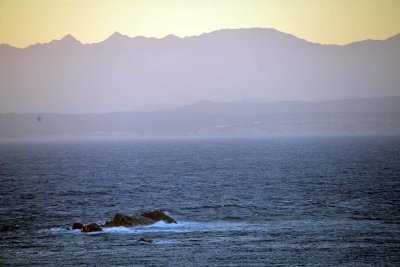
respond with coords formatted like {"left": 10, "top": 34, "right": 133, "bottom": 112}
{"left": 49, "top": 220, "right": 260, "bottom": 235}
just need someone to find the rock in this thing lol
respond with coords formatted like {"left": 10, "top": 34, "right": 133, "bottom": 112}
{"left": 104, "top": 210, "right": 177, "bottom": 227}
{"left": 68, "top": 210, "right": 177, "bottom": 232}
{"left": 131, "top": 215, "right": 157, "bottom": 225}
{"left": 104, "top": 213, "right": 135, "bottom": 227}
{"left": 140, "top": 210, "right": 177, "bottom": 224}
{"left": 66, "top": 222, "right": 84, "bottom": 230}
{"left": 138, "top": 237, "right": 152, "bottom": 243}
{"left": 71, "top": 222, "right": 84, "bottom": 230}
{"left": 81, "top": 223, "right": 102, "bottom": 233}
{"left": 103, "top": 213, "right": 155, "bottom": 227}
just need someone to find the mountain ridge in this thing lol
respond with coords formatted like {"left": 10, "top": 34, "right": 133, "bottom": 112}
{"left": 2, "top": 28, "right": 400, "bottom": 49}
{"left": 1, "top": 27, "right": 399, "bottom": 113}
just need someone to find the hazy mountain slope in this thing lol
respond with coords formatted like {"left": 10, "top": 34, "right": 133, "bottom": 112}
{"left": 1, "top": 28, "right": 399, "bottom": 113}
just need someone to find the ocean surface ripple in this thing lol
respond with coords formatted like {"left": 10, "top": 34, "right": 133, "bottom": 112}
{"left": 1, "top": 136, "right": 400, "bottom": 266}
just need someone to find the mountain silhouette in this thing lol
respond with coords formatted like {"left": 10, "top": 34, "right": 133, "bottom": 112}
{"left": 0, "top": 28, "right": 399, "bottom": 113}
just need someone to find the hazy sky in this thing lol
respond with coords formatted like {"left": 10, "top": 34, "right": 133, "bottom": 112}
{"left": 1, "top": 0, "right": 399, "bottom": 48}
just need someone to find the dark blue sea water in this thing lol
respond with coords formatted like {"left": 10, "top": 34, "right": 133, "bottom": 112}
{"left": 1, "top": 136, "right": 400, "bottom": 266}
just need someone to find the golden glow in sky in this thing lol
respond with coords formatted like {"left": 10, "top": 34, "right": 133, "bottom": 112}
{"left": 1, "top": 0, "right": 399, "bottom": 48}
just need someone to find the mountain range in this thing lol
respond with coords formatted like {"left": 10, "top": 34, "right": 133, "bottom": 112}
{"left": 1, "top": 28, "right": 399, "bottom": 113}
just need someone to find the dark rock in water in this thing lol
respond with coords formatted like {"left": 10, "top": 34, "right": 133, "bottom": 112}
{"left": 140, "top": 210, "right": 177, "bottom": 224}
{"left": 69, "top": 210, "right": 177, "bottom": 232}
{"left": 138, "top": 237, "right": 152, "bottom": 243}
{"left": 104, "top": 213, "right": 136, "bottom": 227}
{"left": 81, "top": 223, "right": 102, "bottom": 233}
{"left": 104, "top": 213, "right": 155, "bottom": 227}
{"left": 66, "top": 222, "right": 84, "bottom": 230}
{"left": 132, "top": 215, "right": 156, "bottom": 225}
{"left": 104, "top": 210, "right": 177, "bottom": 227}
{"left": 132, "top": 215, "right": 157, "bottom": 225}
{"left": 71, "top": 222, "right": 84, "bottom": 230}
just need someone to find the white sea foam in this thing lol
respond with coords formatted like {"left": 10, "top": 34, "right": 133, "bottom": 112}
{"left": 50, "top": 220, "right": 255, "bottom": 235}
{"left": 102, "top": 226, "right": 137, "bottom": 234}
{"left": 50, "top": 228, "right": 82, "bottom": 234}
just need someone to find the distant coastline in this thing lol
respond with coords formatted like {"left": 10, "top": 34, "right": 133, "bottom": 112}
{"left": 1, "top": 97, "right": 399, "bottom": 141}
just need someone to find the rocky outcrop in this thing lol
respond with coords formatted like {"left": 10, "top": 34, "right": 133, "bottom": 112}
{"left": 140, "top": 210, "right": 177, "bottom": 224}
{"left": 66, "top": 222, "right": 84, "bottom": 230}
{"left": 104, "top": 213, "right": 154, "bottom": 227}
{"left": 138, "top": 237, "right": 152, "bottom": 243}
{"left": 81, "top": 223, "right": 102, "bottom": 233}
{"left": 67, "top": 210, "right": 177, "bottom": 233}
{"left": 104, "top": 210, "right": 177, "bottom": 227}
{"left": 103, "top": 213, "right": 135, "bottom": 227}
{"left": 71, "top": 222, "right": 84, "bottom": 230}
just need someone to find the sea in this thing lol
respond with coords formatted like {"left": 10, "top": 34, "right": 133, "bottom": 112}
{"left": 1, "top": 135, "right": 399, "bottom": 266}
